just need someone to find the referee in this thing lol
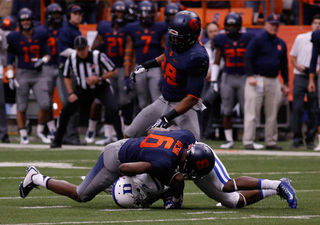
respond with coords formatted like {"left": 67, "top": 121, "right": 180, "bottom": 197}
{"left": 51, "top": 36, "right": 123, "bottom": 148}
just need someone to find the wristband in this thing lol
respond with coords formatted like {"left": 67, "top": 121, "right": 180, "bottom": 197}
{"left": 142, "top": 59, "right": 159, "bottom": 69}
{"left": 68, "top": 92, "right": 74, "bottom": 96}
{"left": 6, "top": 69, "right": 14, "bottom": 79}
{"left": 42, "top": 56, "right": 49, "bottom": 64}
{"left": 163, "top": 109, "right": 179, "bottom": 121}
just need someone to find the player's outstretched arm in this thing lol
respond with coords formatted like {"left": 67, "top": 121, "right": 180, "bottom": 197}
{"left": 119, "top": 162, "right": 153, "bottom": 176}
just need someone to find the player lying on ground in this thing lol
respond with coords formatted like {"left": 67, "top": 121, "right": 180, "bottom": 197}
{"left": 18, "top": 129, "right": 214, "bottom": 209}
{"left": 112, "top": 142, "right": 298, "bottom": 209}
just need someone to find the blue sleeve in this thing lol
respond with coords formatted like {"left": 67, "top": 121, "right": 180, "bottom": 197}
{"left": 280, "top": 41, "right": 289, "bottom": 85}
{"left": 244, "top": 37, "right": 258, "bottom": 76}
{"left": 6, "top": 34, "right": 16, "bottom": 65}
{"left": 57, "top": 29, "right": 73, "bottom": 63}
{"left": 213, "top": 34, "right": 223, "bottom": 48}
{"left": 309, "top": 43, "right": 319, "bottom": 74}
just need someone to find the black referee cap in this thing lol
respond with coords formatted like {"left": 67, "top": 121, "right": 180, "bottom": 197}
{"left": 74, "top": 35, "right": 88, "bottom": 49}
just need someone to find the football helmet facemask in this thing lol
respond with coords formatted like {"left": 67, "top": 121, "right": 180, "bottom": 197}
{"left": 46, "top": 3, "right": 64, "bottom": 27}
{"left": 179, "top": 142, "right": 215, "bottom": 180}
{"left": 224, "top": 12, "right": 242, "bottom": 39}
{"left": 168, "top": 10, "right": 201, "bottom": 53}
{"left": 112, "top": 176, "right": 147, "bottom": 208}
{"left": 111, "top": 1, "right": 128, "bottom": 26}
{"left": 138, "top": 0, "right": 155, "bottom": 27}
{"left": 17, "top": 8, "right": 34, "bottom": 31}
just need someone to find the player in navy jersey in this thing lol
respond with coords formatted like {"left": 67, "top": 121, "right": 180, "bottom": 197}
{"left": 308, "top": 28, "right": 320, "bottom": 151}
{"left": 85, "top": 1, "right": 134, "bottom": 145}
{"left": 125, "top": 10, "right": 209, "bottom": 141}
{"left": 124, "top": 0, "right": 168, "bottom": 110}
{"left": 6, "top": 8, "right": 52, "bottom": 144}
{"left": 37, "top": 2, "right": 65, "bottom": 141}
{"left": 211, "top": 12, "right": 255, "bottom": 149}
{"left": 19, "top": 129, "right": 214, "bottom": 209}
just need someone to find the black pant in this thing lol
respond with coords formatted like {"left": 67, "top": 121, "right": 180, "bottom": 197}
{"left": 292, "top": 75, "right": 318, "bottom": 144}
{"left": 54, "top": 82, "right": 123, "bottom": 144}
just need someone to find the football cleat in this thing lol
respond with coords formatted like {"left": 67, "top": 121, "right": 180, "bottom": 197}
{"left": 220, "top": 141, "right": 234, "bottom": 149}
{"left": 277, "top": 177, "right": 297, "bottom": 209}
{"left": 85, "top": 131, "right": 95, "bottom": 143}
{"left": 37, "top": 132, "right": 52, "bottom": 144}
{"left": 20, "top": 136, "right": 29, "bottom": 145}
{"left": 95, "top": 137, "right": 113, "bottom": 145}
{"left": 19, "top": 166, "right": 39, "bottom": 198}
{"left": 314, "top": 143, "right": 320, "bottom": 151}
{"left": 47, "top": 131, "right": 56, "bottom": 141}
{"left": 253, "top": 143, "right": 264, "bottom": 149}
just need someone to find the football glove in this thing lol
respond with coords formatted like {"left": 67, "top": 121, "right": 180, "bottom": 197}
{"left": 210, "top": 81, "right": 218, "bottom": 93}
{"left": 164, "top": 196, "right": 183, "bottom": 209}
{"left": 124, "top": 76, "right": 134, "bottom": 92}
{"left": 6, "top": 69, "right": 19, "bottom": 90}
{"left": 146, "top": 116, "right": 170, "bottom": 131}
{"left": 129, "top": 65, "right": 146, "bottom": 82}
{"left": 34, "top": 57, "right": 48, "bottom": 69}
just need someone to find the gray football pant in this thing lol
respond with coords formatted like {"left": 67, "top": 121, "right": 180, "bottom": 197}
{"left": 125, "top": 96, "right": 201, "bottom": 140}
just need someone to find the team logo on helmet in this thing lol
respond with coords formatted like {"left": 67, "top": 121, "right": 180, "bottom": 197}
{"left": 189, "top": 19, "right": 199, "bottom": 32}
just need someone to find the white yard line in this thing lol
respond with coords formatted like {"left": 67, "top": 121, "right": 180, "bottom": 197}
{"left": 1, "top": 215, "right": 320, "bottom": 225}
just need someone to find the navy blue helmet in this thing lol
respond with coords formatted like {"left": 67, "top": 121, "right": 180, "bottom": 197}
{"left": 124, "top": 0, "right": 138, "bottom": 23}
{"left": 164, "top": 3, "right": 180, "bottom": 24}
{"left": 138, "top": 0, "right": 155, "bottom": 27}
{"left": 111, "top": 1, "right": 128, "bottom": 26}
{"left": 46, "top": 3, "right": 63, "bottom": 27}
{"left": 180, "top": 142, "right": 215, "bottom": 180}
{"left": 168, "top": 10, "right": 201, "bottom": 52}
{"left": 0, "top": 16, "right": 17, "bottom": 31}
{"left": 224, "top": 12, "right": 242, "bottom": 39}
{"left": 17, "top": 8, "right": 34, "bottom": 31}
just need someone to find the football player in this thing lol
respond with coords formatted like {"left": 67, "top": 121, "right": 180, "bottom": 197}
{"left": 164, "top": 3, "right": 180, "bottom": 25}
{"left": 113, "top": 142, "right": 298, "bottom": 209}
{"left": 211, "top": 12, "right": 256, "bottom": 149}
{"left": 125, "top": 10, "right": 208, "bottom": 141}
{"left": 6, "top": 8, "right": 51, "bottom": 144}
{"left": 85, "top": 1, "right": 130, "bottom": 145}
{"left": 38, "top": 2, "right": 65, "bottom": 141}
{"left": 124, "top": 0, "right": 138, "bottom": 23}
{"left": 308, "top": 27, "right": 320, "bottom": 151}
{"left": 19, "top": 129, "right": 214, "bottom": 209}
{"left": 124, "top": 0, "right": 168, "bottom": 110}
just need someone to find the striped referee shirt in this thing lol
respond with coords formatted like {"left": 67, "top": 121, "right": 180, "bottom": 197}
{"left": 63, "top": 50, "right": 116, "bottom": 90}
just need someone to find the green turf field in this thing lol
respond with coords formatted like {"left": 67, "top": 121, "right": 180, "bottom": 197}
{"left": 0, "top": 140, "right": 320, "bottom": 225}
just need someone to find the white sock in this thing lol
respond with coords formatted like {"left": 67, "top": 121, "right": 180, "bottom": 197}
{"left": 32, "top": 173, "right": 51, "bottom": 189}
{"left": 88, "top": 119, "right": 97, "bottom": 132}
{"left": 46, "top": 120, "right": 56, "bottom": 133}
{"left": 37, "top": 124, "right": 45, "bottom": 133}
{"left": 259, "top": 179, "right": 281, "bottom": 190}
{"left": 260, "top": 190, "right": 277, "bottom": 199}
{"left": 110, "top": 126, "right": 116, "bottom": 136}
{"left": 104, "top": 124, "right": 113, "bottom": 138}
{"left": 224, "top": 129, "right": 233, "bottom": 142}
{"left": 318, "top": 134, "right": 320, "bottom": 143}
{"left": 19, "top": 129, "right": 28, "bottom": 138}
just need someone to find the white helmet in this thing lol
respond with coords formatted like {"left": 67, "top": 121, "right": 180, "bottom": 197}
{"left": 112, "top": 176, "right": 146, "bottom": 208}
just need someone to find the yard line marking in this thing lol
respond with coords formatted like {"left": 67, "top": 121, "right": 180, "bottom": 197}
{"left": 2, "top": 215, "right": 320, "bottom": 225}
{"left": 101, "top": 208, "right": 151, "bottom": 212}
{"left": 0, "top": 162, "right": 90, "bottom": 169}
{"left": 20, "top": 206, "right": 72, "bottom": 209}
{"left": 184, "top": 211, "right": 238, "bottom": 215}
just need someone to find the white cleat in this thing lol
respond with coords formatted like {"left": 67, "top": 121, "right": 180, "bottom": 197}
{"left": 85, "top": 131, "right": 95, "bottom": 144}
{"left": 37, "top": 132, "right": 52, "bottom": 144}
{"left": 253, "top": 143, "right": 264, "bottom": 149}
{"left": 20, "top": 136, "right": 30, "bottom": 145}
{"left": 95, "top": 137, "right": 113, "bottom": 145}
{"left": 19, "top": 166, "right": 39, "bottom": 198}
{"left": 314, "top": 144, "right": 320, "bottom": 151}
{"left": 220, "top": 141, "right": 234, "bottom": 149}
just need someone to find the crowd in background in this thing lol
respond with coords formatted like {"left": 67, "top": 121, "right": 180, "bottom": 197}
{"left": 1, "top": 0, "right": 320, "bottom": 151}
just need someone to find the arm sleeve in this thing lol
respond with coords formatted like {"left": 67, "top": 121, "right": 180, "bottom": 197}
{"left": 100, "top": 52, "right": 116, "bottom": 71}
{"left": 244, "top": 38, "right": 257, "bottom": 77}
{"left": 309, "top": 43, "right": 319, "bottom": 74}
{"left": 280, "top": 43, "right": 289, "bottom": 85}
{"left": 6, "top": 35, "right": 16, "bottom": 65}
{"left": 63, "top": 57, "right": 71, "bottom": 78}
